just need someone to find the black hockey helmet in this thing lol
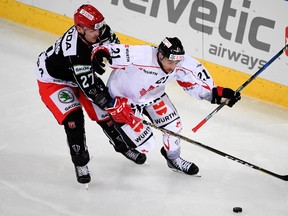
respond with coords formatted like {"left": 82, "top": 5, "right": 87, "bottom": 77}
{"left": 158, "top": 37, "right": 185, "bottom": 61}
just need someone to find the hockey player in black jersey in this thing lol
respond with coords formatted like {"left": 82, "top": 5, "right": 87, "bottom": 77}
{"left": 35, "top": 4, "right": 146, "bottom": 185}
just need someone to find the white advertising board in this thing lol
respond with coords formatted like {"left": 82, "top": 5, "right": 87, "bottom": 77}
{"left": 18, "top": 0, "right": 288, "bottom": 86}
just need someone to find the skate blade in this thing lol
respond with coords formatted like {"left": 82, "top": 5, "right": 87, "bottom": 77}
{"left": 143, "top": 161, "right": 150, "bottom": 166}
{"left": 170, "top": 168, "right": 201, "bottom": 177}
{"left": 84, "top": 183, "right": 89, "bottom": 190}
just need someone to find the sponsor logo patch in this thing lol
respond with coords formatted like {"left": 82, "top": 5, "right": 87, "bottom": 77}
{"left": 58, "top": 90, "right": 74, "bottom": 103}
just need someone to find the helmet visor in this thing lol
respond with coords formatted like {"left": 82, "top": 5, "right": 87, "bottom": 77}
{"left": 94, "top": 20, "right": 105, "bottom": 30}
{"left": 168, "top": 54, "right": 184, "bottom": 61}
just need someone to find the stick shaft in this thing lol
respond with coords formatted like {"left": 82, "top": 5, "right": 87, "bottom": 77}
{"left": 192, "top": 44, "right": 288, "bottom": 133}
{"left": 139, "top": 118, "right": 288, "bottom": 181}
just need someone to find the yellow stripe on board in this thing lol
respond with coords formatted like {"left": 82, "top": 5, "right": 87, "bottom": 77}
{"left": 1, "top": 0, "right": 287, "bottom": 108}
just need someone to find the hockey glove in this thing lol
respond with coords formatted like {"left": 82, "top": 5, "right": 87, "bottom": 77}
{"left": 211, "top": 86, "right": 241, "bottom": 107}
{"left": 106, "top": 97, "right": 134, "bottom": 126}
{"left": 91, "top": 46, "right": 112, "bottom": 75}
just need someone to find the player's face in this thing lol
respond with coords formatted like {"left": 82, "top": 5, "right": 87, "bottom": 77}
{"left": 76, "top": 25, "right": 100, "bottom": 44}
{"left": 159, "top": 56, "right": 181, "bottom": 74}
{"left": 82, "top": 27, "right": 100, "bottom": 44}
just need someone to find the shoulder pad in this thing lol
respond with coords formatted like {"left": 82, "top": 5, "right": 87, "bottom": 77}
{"left": 61, "top": 26, "right": 78, "bottom": 57}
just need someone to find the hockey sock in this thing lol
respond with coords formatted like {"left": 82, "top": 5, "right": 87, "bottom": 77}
{"left": 63, "top": 109, "right": 89, "bottom": 166}
{"left": 97, "top": 119, "right": 135, "bottom": 153}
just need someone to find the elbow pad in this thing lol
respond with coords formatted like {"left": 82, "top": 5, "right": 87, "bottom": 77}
{"left": 93, "top": 87, "right": 113, "bottom": 109}
{"left": 91, "top": 77, "right": 113, "bottom": 109}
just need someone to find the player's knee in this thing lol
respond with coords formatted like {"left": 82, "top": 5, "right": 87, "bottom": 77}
{"left": 63, "top": 109, "right": 85, "bottom": 136}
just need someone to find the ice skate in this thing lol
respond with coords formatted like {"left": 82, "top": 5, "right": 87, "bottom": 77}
{"left": 161, "top": 147, "right": 199, "bottom": 175}
{"left": 121, "top": 149, "right": 147, "bottom": 165}
{"left": 75, "top": 165, "right": 91, "bottom": 184}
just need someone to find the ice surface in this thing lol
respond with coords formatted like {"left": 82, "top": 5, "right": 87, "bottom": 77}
{"left": 0, "top": 18, "right": 288, "bottom": 216}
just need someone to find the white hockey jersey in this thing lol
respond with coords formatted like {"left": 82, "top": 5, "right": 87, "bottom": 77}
{"left": 102, "top": 44, "right": 215, "bottom": 106}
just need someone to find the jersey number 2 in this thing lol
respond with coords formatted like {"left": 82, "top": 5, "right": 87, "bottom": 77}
{"left": 80, "top": 73, "right": 95, "bottom": 88}
{"left": 197, "top": 69, "right": 210, "bottom": 81}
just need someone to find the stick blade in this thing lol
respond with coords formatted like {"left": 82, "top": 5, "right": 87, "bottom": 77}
{"left": 280, "top": 175, "right": 288, "bottom": 181}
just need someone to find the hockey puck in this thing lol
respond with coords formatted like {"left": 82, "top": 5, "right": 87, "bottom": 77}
{"left": 233, "top": 207, "right": 242, "bottom": 213}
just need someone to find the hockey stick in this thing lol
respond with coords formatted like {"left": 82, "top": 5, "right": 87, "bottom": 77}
{"left": 131, "top": 116, "right": 288, "bottom": 181}
{"left": 192, "top": 44, "right": 288, "bottom": 133}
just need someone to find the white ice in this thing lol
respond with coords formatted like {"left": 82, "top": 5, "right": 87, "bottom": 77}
{"left": 0, "top": 18, "right": 288, "bottom": 216}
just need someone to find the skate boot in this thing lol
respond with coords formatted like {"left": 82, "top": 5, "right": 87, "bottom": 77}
{"left": 75, "top": 165, "right": 91, "bottom": 184}
{"left": 121, "top": 149, "right": 147, "bottom": 165}
{"left": 161, "top": 147, "right": 199, "bottom": 175}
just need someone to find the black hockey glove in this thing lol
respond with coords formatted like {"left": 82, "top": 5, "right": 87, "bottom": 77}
{"left": 211, "top": 86, "right": 241, "bottom": 107}
{"left": 99, "top": 24, "right": 120, "bottom": 44}
{"left": 91, "top": 46, "right": 112, "bottom": 75}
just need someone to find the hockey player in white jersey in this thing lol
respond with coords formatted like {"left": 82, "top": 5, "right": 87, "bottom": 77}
{"left": 92, "top": 37, "right": 241, "bottom": 175}
{"left": 35, "top": 4, "right": 146, "bottom": 185}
